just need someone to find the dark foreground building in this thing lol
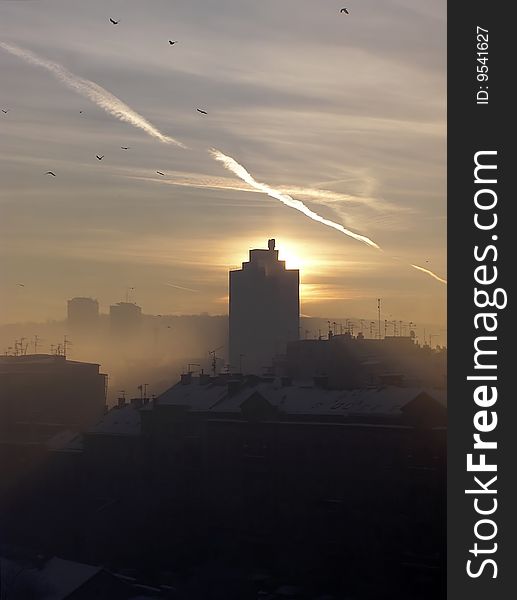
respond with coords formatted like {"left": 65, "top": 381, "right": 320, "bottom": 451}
{"left": 0, "top": 354, "right": 107, "bottom": 499}
{"left": 229, "top": 239, "right": 299, "bottom": 374}
{"left": 0, "top": 354, "right": 107, "bottom": 434}
{"left": 3, "top": 374, "right": 446, "bottom": 599}
{"left": 284, "top": 332, "right": 447, "bottom": 389}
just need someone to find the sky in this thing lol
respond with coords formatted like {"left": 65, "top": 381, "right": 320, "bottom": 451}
{"left": 0, "top": 0, "right": 446, "bottom": 335}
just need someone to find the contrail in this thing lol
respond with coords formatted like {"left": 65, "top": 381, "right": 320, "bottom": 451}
{"left": 0, "top": 42, "right": 185, "bottom": 147}
{"left": 165, "top": 282, "right": 199, "bottom": 292}
{"left": 211, "top": 148, "right": 447, "bottom": 285}
{"left": 210, "top": 148, "right": 380, "bottom": 249}
{"left": 410, "top": 264, "right": 447, "bottom": 285}
{"left": 0, "top": 43, "right": 445, "bottom": 285}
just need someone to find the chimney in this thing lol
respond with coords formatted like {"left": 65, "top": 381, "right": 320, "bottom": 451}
{"left": 199, "top": 373, "right": 211, "bottom": 386}
{"left": 180, "top": 372, "right": 192, "bottom": 385}
{"left": 268, "top": 238, "right": 275, "bottom": 251}
{"left": 131, "top": 397, "right": 143, "bottom": 409}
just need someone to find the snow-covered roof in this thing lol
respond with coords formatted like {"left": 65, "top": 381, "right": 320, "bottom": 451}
{"left": 156, "top": 378, "right": 446, "bottom": 419}
{"left": 157, "top": 381, "right": 228, "bottom": 411}
{"left": 46, "top": 430, "right": 84, "bottom": 453}
{"left": 88, "top": 405, "right": 141, "bottom": 436}
{"left": 39, "top": 557, "right": 102, "bottom": 599}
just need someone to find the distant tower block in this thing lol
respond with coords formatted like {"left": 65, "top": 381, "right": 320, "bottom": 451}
{"left": 229, "top": 239, "right": 299, "bottom": 374}
{"left": 67, "top": 297, "right": 100, "bottom": 334}
{"left": 109, "top": 302, "right": 142, "bottom": 339}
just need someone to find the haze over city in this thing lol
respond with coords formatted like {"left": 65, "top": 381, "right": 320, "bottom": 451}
{"left": 1, "top": 0, "right": 446, "bottom": 335}
{"left": 1, "top": 3, "right": 448, "bottom": 599}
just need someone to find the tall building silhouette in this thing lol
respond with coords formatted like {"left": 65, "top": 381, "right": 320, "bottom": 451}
{"left": 229, "top": 239, "right": 299, "bottom": 373}
{"left": 109, "top": 302, "right": 142, "bottom": 339}
{"left": 67, "top": 297, "right": 99, "bottom": 333}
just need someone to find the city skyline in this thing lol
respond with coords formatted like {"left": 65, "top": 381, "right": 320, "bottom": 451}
{"left": 1, "top": 0, "right": 446, "bottom": 332}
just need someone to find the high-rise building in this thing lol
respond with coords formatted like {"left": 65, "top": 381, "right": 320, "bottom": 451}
{"left": 109, "top": 302, "right": 142, "bottom": 338}
{"left": 67, "top": 297, "right": 99, "bottom": 333}
{"left": 229, "top": 239, "right": 299, "bottom": 373}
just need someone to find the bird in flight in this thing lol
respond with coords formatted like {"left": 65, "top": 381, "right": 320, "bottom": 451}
{"left": 79, "top": 110, "right": 83, "bottom": 114}
{"left": 196, "top": 108, "right": 208, "bottom": 115}
{"left": 45, "top": 171, "right": 56, "bottom": 176}
{"left": 169, "top": 40, "right": 177, "bottom": 45}
{"left": 96, "top": 155, "right": 104, "bottom": 160}
{"left": 2, "top": 109, "right": 9, "bottom": 114}
{"left": 109, "top": 18, "right": 119, "bottom": 25}
{"left": 121, "top": 146, "right": 129, "bottom": 150}
{"left": 340, "top": 8, "right": 349, "bottom": 14}
{"left": 17, "top": 283, "right": 25, "bottom": 287}
{"left": 156, "top": 171, "right": 165, "bottom": 176}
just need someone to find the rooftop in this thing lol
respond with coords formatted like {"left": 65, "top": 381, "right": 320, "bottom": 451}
{"left": 155, "top": 376, "right": 446, "bottom": 420}
{"left": 87, "top": 404, "right": 141, "bottom": 436}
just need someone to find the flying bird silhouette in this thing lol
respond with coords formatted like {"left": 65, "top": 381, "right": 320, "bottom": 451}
{"left": 121, "top": 146, "right": 129, "bottom": 150}
{"left": 169, "top": 40, "right": 177, "bottom": 45}
{"left": 156, "top": 171, "right": 165, "bottom": 176}
{"left": 109, "top": 18, "right": 119, "bottom": 25}
{"left": 2, "top": 109, "right": 9, "bottom": 114}
{"left": 96, "top": 155, "right": 104, "bottom": 160}
{"left": 340, "top": 8, "right": 349, "bottom": 14}
{"left": 17, "top": 283, "right": 25, "bottom": 287}
{"left": 196, "top": 108, "right": 208, "bottom": 115}
{"left": 45, "top": 171, "right": 56, "bottom": 176}
{"left": 79, "top": 110, "right": 83, "bottom": 114}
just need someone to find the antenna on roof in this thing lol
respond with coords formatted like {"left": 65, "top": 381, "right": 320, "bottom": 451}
{"left": 63, "top": 335, "right": 72, "bottom": 358}
{"left": 208, "top": 346, "right": 224, "bottom": 376}
{"left": 377, "top": 298, "right": 382, "bottom": 339}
